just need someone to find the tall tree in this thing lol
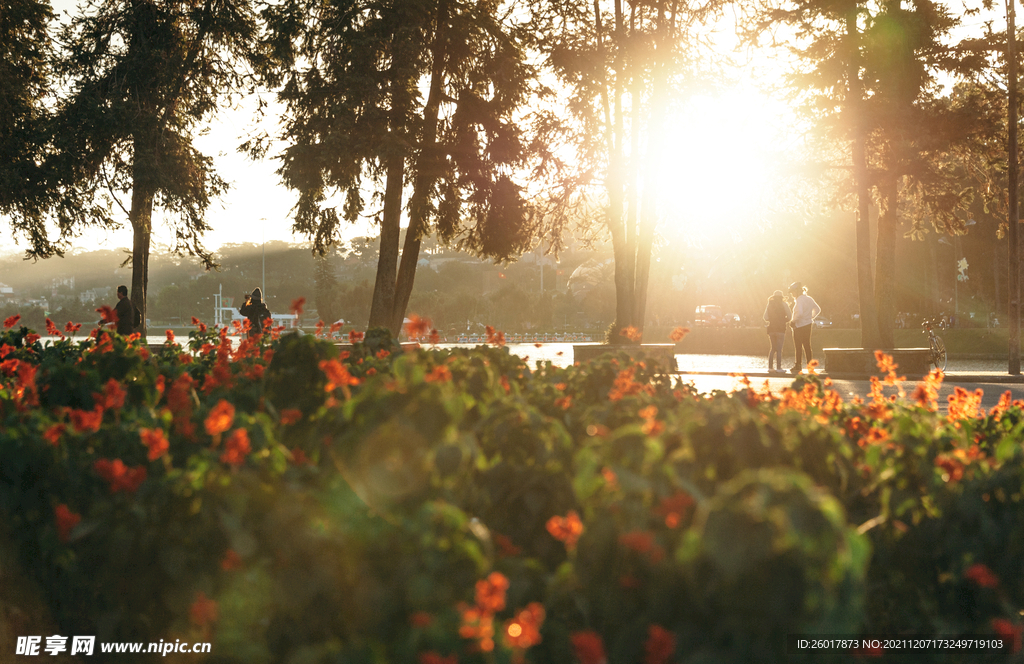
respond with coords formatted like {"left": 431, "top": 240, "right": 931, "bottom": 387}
{"left": 43, "top": 0, "right": 260, "bottom": 333}
{"left": 750, "top": 0, "right": 988, "bottom": 349}
{"left": 261, "top": 0, "right": 540, "bottom": 335}
{"left": 528, "top": 0, "right": 721, "bottom": 342}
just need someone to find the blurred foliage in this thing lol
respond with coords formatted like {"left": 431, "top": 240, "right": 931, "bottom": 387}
{"left": 2, "top": 316, "right": 1024, "bottom": 663}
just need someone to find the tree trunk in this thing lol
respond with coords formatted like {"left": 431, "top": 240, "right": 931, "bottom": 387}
{"left": 129, "top": 155, "right": 154, "bottom": 338}
{"left": 874, "top": 175, "right": 898, "bottom": 349}
{"left": 368, "top": 153, "right": 404, "bottom": 331}
{"left": 632, "top": 0, "right": 670, "bottom": 336}
{"left": 846, "top": 8, "right": 881, "bottom": 350}
{"left": 391, "top": 0, "right": 448, "bottom": 334}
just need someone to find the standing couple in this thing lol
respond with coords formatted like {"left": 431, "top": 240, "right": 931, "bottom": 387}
{"left": 763, "top": 282, "right": 821, "bottom": 374}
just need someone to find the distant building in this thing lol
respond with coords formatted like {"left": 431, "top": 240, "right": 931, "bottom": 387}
{"left": 0, "top": 282, "right": 13, "bottom": 299}
{"left": 79, "top": 286, "right": 112, "bottom": 303}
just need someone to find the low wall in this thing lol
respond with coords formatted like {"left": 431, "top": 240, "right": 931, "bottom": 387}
{"left": 572, "top": 344, "right": 677, "bottom": 371}
{"left": 824, "top": 347, "right": 932, "bottom": 378}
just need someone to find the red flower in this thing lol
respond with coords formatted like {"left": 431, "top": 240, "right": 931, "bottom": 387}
{"left": 99, "top": 378, "right": 127, "bottom": 410}
{"left": 189, "top": 592, "right": 218, "bottom": 627}
{"left": 204, "top": 399, "right": 235, "bottom": 437}
{"left": 220, "top": 428, "right": 251, "bottom": 466}
{"left": 993, "top": 618, "right": 1023, "bottom": 654}
{"left": 96, "top": 305, "right": 117, "bottom": 324}
{"left": 404, "top": 314, "right": 431, "bottom": 341}
{"left": 46, "top": 318, "right": 62, "bottom": 337}
{"left": 348, "top": 330, "right": 364, "bottom": 343}
{"left": 546, "top": 511, "right": 584, "bottom": 551}
{"left": 290, "top": 297, "right": 306, "bottom": 316}
{"left": 570, "top": 631, "right": 607, "bottom": 664}
{"left": 165, "top": 329, "right": 175, "bottom": 343}
{"left": 656, "top": 491, "right": 695, "bottom": 529}
{"left": 139, "top": 427, "right": 169, "bottom": 461}
{"left": 64, "top": 321, "right": 82, "bottom": 334}
{"left": 24, "top": 333, "right": 40, "bottom": 346}
{"left": 965, "top": 563, "right": 1000, "bottom": 589}
{"left": 280, "top": 408, "right": 302, "bottom": 425}
{"left": 485, "top": 326, "right": 506, "bottom": 346}
{"left": 54, "top": 504, "right": 81, "bottom": 543}
{"left": 320, "top": 359, "right": 360, "bottom": 393}
{"left": 220, "top": 549, "right": 243, "bottom": 572}
{"left": 644, "top": 625, "right": 675, "bottom": 664}
{"left": 69, "top": 406, "right": 104, "bottom": 433}
{"left": 4, "top": 314, "right": 21, "bottom": 328}
{"left": 43, "top": 424, "right": 66, "bottom": 446}
{"left": 93, "top": 458, "right": 147, "bottom": 493}
{"left": 428, "top": 329, "right": 441, "bottom": 345}
{"left": 619, "top": 531, "right": 655, "bottom": 554}
{"left": 425, "top": 365, "right": 452, "bottom": 383}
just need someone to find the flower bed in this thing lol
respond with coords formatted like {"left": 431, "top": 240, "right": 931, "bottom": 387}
{"left": 2, "top": 314, "right": 1024, "bottom": 663}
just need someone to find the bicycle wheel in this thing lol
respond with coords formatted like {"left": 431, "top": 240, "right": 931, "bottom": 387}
{"left": 930, "top": 335, "right": 947, "bottom": 372}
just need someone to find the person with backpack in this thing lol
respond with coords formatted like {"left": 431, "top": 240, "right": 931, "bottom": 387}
{"left": 112, "top": 285, "right": 140, "bottom": 336}
{"left": 239, "top": 287, "right": 272, "bottom": 337}
{"left": 763, "top": 289, "right": 791, "bottom": 374}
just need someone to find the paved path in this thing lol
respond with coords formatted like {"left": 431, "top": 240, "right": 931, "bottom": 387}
{"left": 672, "top": 371, "right": 1024, "bottom": 412}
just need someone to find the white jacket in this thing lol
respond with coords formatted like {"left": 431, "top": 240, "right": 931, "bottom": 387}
{"left": 791, "top": 293, "right": 821, "bottom": 328}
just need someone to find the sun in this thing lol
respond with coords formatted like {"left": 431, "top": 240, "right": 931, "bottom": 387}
{"left": 653, "top": 87, "right": 793, "bottom": 244}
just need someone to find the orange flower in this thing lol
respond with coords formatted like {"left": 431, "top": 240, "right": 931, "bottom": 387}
{"left": 290, "top": 297, "right": 306, "bottom": 316}
{"left": 220, "top": 549, "right": 243, "bottom": 572}
{"left": 571, "top": 631, "right": 607, "bottom": 664}
{"left": 165, "top": 329, "right": 175, "bottom": 343}
{"left": 64, "top": 321, "right": 82, "bottom": 334}
{"left": 93, "top": 458, "right": 147, "bottom": 493}
{"left": 486, "top": 326, "right": 506, "bottom": 346}
{"left": 43, "top": 424, "right": 65, "bottom": 446}
{"left": 404, "top": 314, "right": 432, "bottom": 341}
{"left": 935, "top": 453, "right": 965, "bottom": 483}
{"left": 858, "top": 426, "right": 889, "bottom": 448}
{"left": 96, "top": 305, "right": 117, "bottom": 325}
{"left": 428, "top": 329, "right": 441, "bottom": 345}
{"left": 314, "top": 320, "right": 325, "bottom": 337}
{"left": 204, "top": 399, "right": 235, "bottom": 437}
{"left": 191, "top": 316, "right": 207, "bottom": 333}
{"left": 668, "top": 326, "right": 690, "bottom": 342}
{"left": 4, "top": 314, "right": 21, "bottom": 328}
{"left": 329, "top": 321, "right": 343, "bottom": 335}
{"left": 609, "top": 367, "right": 652, "bottom": 401}
{"left": 349, "top": 330, "right": 364, "bottom": 343}
{"left": 46, "top": 318, "right": 63, "bottom": 337}
{"left": 619, "top": 326, "right": 642, "bottom": 342}
{"left": 140, "top": 427, "right": 169, "bottom": 461}
{"left": 220, "top": 428, "right": 251, "bottom": 466}
{"left": 280, "top": 408, "right": 302, "bottom": 425}
{"left": 320, "top": 359, "right": 360, "bottom": 393}
{"left": 426, "top": 365, "right": 452, "bottom": 383}
{"left": 54, "top": 504, "right": 81, "bottom": 543}
{"left": 69, "top": 406, "right": 104, "bottom": 433}
{"left": 555, "top": 395, "right": 573, "bottom": 410}
{"left": 459, "top": 604, "right": 495, "bottom": 651}
{"left": 99, "top": 378, "right": 127, "bottom": 410}
{"left": 475, "top": 571, "right": 510, "bottom": 613}
{"left": 503, "top": 602, "right": 545, "bottom": 649}
{"left": 546, "top": 510, "right": 584, "bottom": 551}
{"left": 189, "top": 592, "right": 218, "bottom": 627}
{"left": 948, "top": 386, "right": 984, "bottom": 424}
{"left": 965, "top": 563, "right": 1000, "bottom": 589}
{"left": 644, "top": 624, "right": 675, "bottom": 664}
{"left": 656, "top": 491, "right": 695, "bottom": 528}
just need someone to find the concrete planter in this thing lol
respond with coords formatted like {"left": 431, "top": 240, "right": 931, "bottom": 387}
{"left": 823, "top": 347, "right": 932, "bottom": 379}
{"left": 572, "top": 343, "right": 677, "bottom": 371}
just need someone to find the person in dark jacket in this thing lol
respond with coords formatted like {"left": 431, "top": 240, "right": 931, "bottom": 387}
{"left": 113, "top": 285, "right": 136, "bottom": 336}
{"left": 763, "top": 289, "right": 791, "bottom": 374}
{"left": 239, "top": 287, "right": 272, "bottom": 337}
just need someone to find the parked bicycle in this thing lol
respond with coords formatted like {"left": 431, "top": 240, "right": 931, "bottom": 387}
{"left": 923, "top": 319, "right": 947, "bottom": 371}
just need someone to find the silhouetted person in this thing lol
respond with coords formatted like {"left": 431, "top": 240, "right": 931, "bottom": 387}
{"left": 788, "top": 282, "right": 821, "bottom": 374}
{"left": 239, "top": 287, "right": 271, "bottom": 338}
{"left": 763, "top": 290, "right": 791, "bottom": 374}
{"left": 113, "top": 285, "right": 138, "bottom": 336}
